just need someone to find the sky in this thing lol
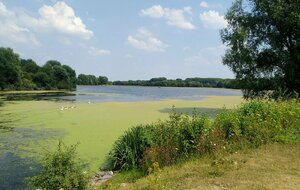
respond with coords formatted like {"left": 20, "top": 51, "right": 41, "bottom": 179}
{"left": 0, "top": 0, "right": 235, "bottom": 80}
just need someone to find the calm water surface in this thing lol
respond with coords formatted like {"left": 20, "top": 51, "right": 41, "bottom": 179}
{"left": 60, "top": 85, "right": 242, "bottom": 102}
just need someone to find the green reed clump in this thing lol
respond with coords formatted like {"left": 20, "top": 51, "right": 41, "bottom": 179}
{"left": 104, "top": 100, "right": 300, "bottom": 172}
{"left": 103, "top": 125, "right": 154, "bottom": 171}
{"left": 104, "top": 113, "right": 209, "bottom": 171}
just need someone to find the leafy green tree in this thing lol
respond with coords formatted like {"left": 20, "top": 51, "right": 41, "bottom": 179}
{"left": 0, "top": 47, "right": 77, "bottom": 90}
{"left": 221, "top": 0, "right": 300, "bottom": 98}
{"left": 77, "top": 74, "right": 103, "bottom": 85}
{"left": 63, "top": 65, "right": 77, "bottom": 89}
{"left": 20, "top": 59, "right": 40, "bottom": 89}
{"left": 33, "top": 72, "right": 51, "bottom": 89}
{"left": 41, "top": 61, "right": 57, "bottom": 88}
{"left": 29, "top": 142, "right": 88, "bottom": 190}
{"left": 98, "top": 76, "right": 108, "bottom": 85}
{"left": 0, "top": 48, "right": 22, "bottom": 90}
{"left": 40, "top": 60, "right": 76, "bottom": 90}
{"left": 77, "top": 74, "right": 87, "bottom": 85}
{"left": 20, "top": 59, "right": 40, "bottom": 74}
{"left": 53, "top": 65, "right": 70, "bottom": 89}
{"left": 44, "top": 60, "right": 62, "bottom": 68}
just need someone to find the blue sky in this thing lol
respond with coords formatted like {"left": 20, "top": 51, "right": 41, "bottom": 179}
{"left": 0, "top": 0, "right": 235, "bottom": 80}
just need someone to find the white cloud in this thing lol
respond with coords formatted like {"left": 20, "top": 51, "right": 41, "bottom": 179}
{"left": 0, "top": 2, "right": 14, "bottom": 17}
{"left": 140, "top": 5, "right": 195, "bottom": 30}
{"left": 0, "top": 21, "right": 39, "bottom": 46}
{"left": 200, "top": 1, "right": 209, "bottom": 8}
{"left": 183, "top": 7, "right": 192, "bottom": 14}
{"left": 88, "top": 46, "right": 111, "bottom": 56}
{"left": 26, "top": 1, "right": 93, "bottom": 39}
{"left": 0, "top": 1, "right": 93, "bottom": 47}
{"left": 0, "top": 2, "right": 39, "bottom": 46}
{"left": 127, "top": 28, "right": 168, "bottom": 52}
{"left": 140, "top": 5, "right": 164, "bottom": 18}
{"left": 200, "top": 10, "right": 227, "bottom": 29}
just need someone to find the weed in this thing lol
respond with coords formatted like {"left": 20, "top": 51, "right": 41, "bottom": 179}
{"left": 147, "top": 162, "right": 162, "bottom": 190}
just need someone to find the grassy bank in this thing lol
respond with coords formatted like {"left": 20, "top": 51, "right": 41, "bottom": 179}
{"left": 0, "top": 96, "right": 243, "bottom": 172}
{"left": 104, "top": 144, "right": 300, "bottom": 189}
{"left": 98, "top": 99, "right": 300, "bottom": 189}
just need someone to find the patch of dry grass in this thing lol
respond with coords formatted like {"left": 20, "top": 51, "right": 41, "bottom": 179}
{"left": 104, "top": 144, "right": 300, "bottom": 190}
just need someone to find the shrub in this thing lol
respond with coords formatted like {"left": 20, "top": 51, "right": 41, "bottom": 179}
{"left": 105, "top": 100, "right": 300, "bottom": 173}
{"left": 29, "top": 141, "right": 88, "bottom": 190}
{"left": 214, "top": 109, "right": 241, "bottom": 142}
{"left": 104, "top": 125, "right": 153, "bottom": 171}
{"left": 142, "top": 141, "right": 178, "bottom": 170}
{"left": 237, "top": 100, "right": 300, "bottom": 146}
{"left": 105, "top": 112, "right": 210, "bottom": 172}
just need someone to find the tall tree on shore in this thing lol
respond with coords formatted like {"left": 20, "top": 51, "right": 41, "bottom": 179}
{"left": 0, "top": 47, "right": 77, "bottom": 90}
{"left": 221, "top": 0, "right": 300, "bottom": 98}
{"left": 0, "top": 48, "right": 22, "bottom": 90}
{"left": 98, "top": 76, "right": 108, "bottom": 85}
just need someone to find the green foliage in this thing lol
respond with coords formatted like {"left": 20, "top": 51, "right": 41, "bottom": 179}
{"left": 146, "top": 162, "right": 162, "bottom": 190}
{"left": 104, "top": 126, "right": 153, "bottom": 171}
{"left": 105, "top": 112, "right": 210, "bottom": 171}
{"left": 0, "top": 47, "right": 22, "bottom": 90}
{"left": 214, "top": 109, "right": 241, "bottom": 142}
{"left": 98, "top": 76, "right": 109, "bottom": 85}
{"left": 77, "top": 74, "right": 109, "bottom": 85}
{"left": 221, "top": 0, "right": 300, "bottom": 98}
{"left": 113, "top": 77, "right": 238, "bottom": 88}
{"left": 29, "top": 141, "right": 88, "bottom": 190}
{"left": 105, "top": 100, "right": 300, "bottom": 173}
{"left": 41, "top": 60, "right": 76, "bottom": 90}
{"left": 0, "top": 47, "right": 77, "bottom": 90}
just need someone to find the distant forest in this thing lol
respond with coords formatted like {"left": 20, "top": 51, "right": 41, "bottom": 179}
{"left": 76, "top": 75, "right": 238, "bottom": 89}
{"left": 0, "top": 47, "right": 238, "bottom": 90}
{"left": 112, "top": 77, "right": 238, "bottom": 89}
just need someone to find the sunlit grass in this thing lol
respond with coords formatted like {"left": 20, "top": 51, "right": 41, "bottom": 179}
{"left": 106, "top": 144, "right": 300, "bottom": 190}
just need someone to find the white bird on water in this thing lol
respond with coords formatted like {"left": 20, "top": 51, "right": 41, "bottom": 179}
{"left": 88, "top": 100, "right": 91, "bottom": 104}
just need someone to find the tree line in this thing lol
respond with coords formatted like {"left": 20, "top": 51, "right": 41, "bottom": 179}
{"left": 0, "top": 47, "right": 77, "bottom": 90}
{"left": 0, "top": 47, "right": 110, "bottom": 90}
{"left": 113, "top": 77, "right": 239, "bottom": 89}
{"left": 77, "top": 74, "right": 109, "bottom": 85}
{"left": 0, "top": 47, "right": 238, "bottom": 90}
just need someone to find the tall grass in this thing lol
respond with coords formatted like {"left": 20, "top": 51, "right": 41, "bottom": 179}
{"left": 104, "top": 100, "right": 300, "bottom": 172}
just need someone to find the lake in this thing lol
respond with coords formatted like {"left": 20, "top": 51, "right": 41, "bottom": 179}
{"left": 59, "top": 85, "right": 242, "bottom": 102}
{"left": 0, "top": 86, "right": 242, "bottom": 190}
